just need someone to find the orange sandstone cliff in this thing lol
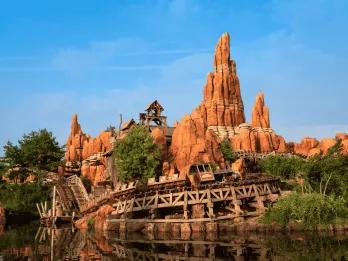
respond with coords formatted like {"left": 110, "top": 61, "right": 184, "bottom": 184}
{"left": 293, "top": 133, "right": 348, "bottom": 156}
{"left": 65, "top": 114, "right": 113, "bottom": 184}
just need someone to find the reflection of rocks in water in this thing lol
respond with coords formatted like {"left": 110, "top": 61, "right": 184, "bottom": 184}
{"left": 1, "top": 223, "right": 348, "bottom": 260}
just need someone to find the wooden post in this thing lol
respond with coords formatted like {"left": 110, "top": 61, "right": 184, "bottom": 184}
{"left": 36, "top": 203, "right": 43, "bottom": 218}
{"left": 52, "top": 186, "right": 56, "bottom": 217}
{"left": 184, "top": 190, "right": 188, "bottom": 219}
{"left": 206, "top": 189, "right": 214, "bottom": 218}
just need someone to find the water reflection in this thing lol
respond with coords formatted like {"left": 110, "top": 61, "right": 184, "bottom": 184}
{"left": 0, "top": 223, "right": 348, "bottom": 260}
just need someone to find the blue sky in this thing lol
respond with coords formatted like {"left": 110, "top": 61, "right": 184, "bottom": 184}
{"left": 1, "top": 0, "right": 348, "bottom": 152}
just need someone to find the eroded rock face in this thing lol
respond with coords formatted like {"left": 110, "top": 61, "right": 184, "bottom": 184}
{"left": 252, "top": 92, "right": 270, "bottom": 128}
{"left": 293, "top": 133, "right": 348, "bottom": 156}
{"left": 203, "top": 32, "right": 245, "bottom": 127}
{"left": 65, "top": 114, "right": 113, "bottom": 185}
{"left": 151, "top": 127, "right": 168, "bottom": 161}
{"left": 74, "top": 205, "right": 115, "bottom": 231}
{"left": 171, "top": 112, "right": 224, "bottom": 175}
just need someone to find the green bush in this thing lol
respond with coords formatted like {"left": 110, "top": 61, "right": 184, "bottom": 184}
{"left": 304, "top": 141, "right": 348, "bottom": 199}
{"left": 114, "top": 126, "right": 160, "bottom": 183}
{"left": 220, "top": 138, "right": 237, "bottom": 163}
{"left": 263, "top": 192, "right": 348, "bottom": 227}
{"left": 260, "top": 155, "right": 305, "bottom": 180}
{"left": 0, "top": 183, "right": 50, "bottom": 216}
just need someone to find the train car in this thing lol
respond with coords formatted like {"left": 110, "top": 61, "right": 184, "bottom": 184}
{"left": 147, "top": 174, "right": 188, "bottom": 192}
{"left": 187, "top": 163, "right": 216, "bottom": 188}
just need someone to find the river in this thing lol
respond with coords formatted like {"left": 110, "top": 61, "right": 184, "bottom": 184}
{"left": 0, "top": 222, "right": 348, "bottom": 260}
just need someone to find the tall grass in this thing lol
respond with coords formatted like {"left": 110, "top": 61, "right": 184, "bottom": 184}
{"left": 263, "top": 192, "right": 348, "bottom": 227}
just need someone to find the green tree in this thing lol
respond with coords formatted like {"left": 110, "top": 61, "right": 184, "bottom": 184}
{"left": 114, "top": 126, "right": 160, "bottom": 183}
{"left": 3, "top": 129, "right": 64, "bottom": 173}
{"left": 220, "top": 138, "right": 237, "bottom": 163}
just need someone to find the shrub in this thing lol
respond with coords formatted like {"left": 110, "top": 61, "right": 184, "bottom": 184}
{"left": 0, "top": 183, "right": 50, "bottom": 216}
{"left": 262, "top": 192, "right": 348, "bottom": 227}
{"left": 220, "top": 138, "right": 237, "bottom": 163}
{"left": 114, "top": 126, "right": 160, "bottom": 183}
{"left": 303, "top": 141, "right": 348, "bottom": 199}
{"left": 260, "top": 155, "right": 305, "bottom": 180}
{"left": 87, "top": 218, "right": 94, "bottom": 231}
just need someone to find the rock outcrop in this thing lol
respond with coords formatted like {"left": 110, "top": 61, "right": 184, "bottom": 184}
{"left": 293, "top": 133, "right": 348, "bottom": 157}
{"left": 65, "top": 114, "right": 113, "bottom": 185}
{"left": 227, "top": 92, "right": 286, "bottom": 153}
{"left": 203, "top": 32, "right": 245, "bottom": 127}
{"left": 252, "top": 92, "right": 270, "bottom": 128}
{"left": 171, "top": 112, "right": 225, "bottom": 175}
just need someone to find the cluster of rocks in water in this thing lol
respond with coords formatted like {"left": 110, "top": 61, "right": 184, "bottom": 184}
{"left": 63, "top": 32, "right": 348, "bottom": 185}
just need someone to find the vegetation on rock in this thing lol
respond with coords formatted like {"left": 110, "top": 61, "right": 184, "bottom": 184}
{"left": 114, "top": 126, "right": 160, "bottom": 183}
{"left": 220, "top": 138, "right": 237, "bottom": 164}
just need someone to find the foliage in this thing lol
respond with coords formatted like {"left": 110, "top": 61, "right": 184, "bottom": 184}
{"left": 87, "top": 218, "right": 95, "bottom": 231}
{"left": 260, "top": 155, "right": 306, "bottom": 180}
{"left": 0, "top": 161, "right": 7, "bottom": 179}
{"left": 260, "top": 141, "right": 348, "bottom": 201}
{"left": 263, "top": 192, "right": 348, "bottom": 227}
{"left": 0, "top": 183, "right": 50, "bottom": 216}
{"left": 114, "top": 126, "right": 160, "bottom": 183}
{"left": 3, "top": 129, "right": 64, "bottom": 179}
{"left": 220, "top": 138, "right": 237, "bottom": 163}
{"left": 303, "top": 140, "right": 348, "bottom": 199}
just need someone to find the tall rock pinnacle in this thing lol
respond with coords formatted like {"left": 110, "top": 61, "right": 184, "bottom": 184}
{"left": 203, "top": 32, "right": 245, "bottom": 127}
{"left": 251, "top": 92, "right": 270, "bottom": 128}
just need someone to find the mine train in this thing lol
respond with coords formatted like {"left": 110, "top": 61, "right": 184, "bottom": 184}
{"left": 111, "top": 158, "right": 273, "bottom": 198}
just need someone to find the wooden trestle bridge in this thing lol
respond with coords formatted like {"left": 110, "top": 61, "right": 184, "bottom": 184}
{"left": 38, "top": 174, "right": 280, "bottom": 227}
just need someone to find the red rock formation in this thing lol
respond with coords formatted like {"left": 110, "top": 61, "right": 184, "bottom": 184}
{"left": 171, "top": 113, "right": 224, "bottom": 175}
{"left": 252, "top": 92, "right": 270, "bottom": 128}
{"left": 202, "top": 32, "right": 245, "bottom": 127}
{"left": 294, "top": 137, "right": 319, "bottom": 156}
{"left": 65, "top": 114, "right": 85, "bottom": 162}
{"left": 65, "top": 114, "right": 113, "bottom": 185}
{"left": 151, "top": 127, "right": 168, "bottom": 160}
{"left": 170, "top": 33, "right": 290, "bottom": 173}
{"left": 293, "top": 133, "right": 348, "bottom": 157}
